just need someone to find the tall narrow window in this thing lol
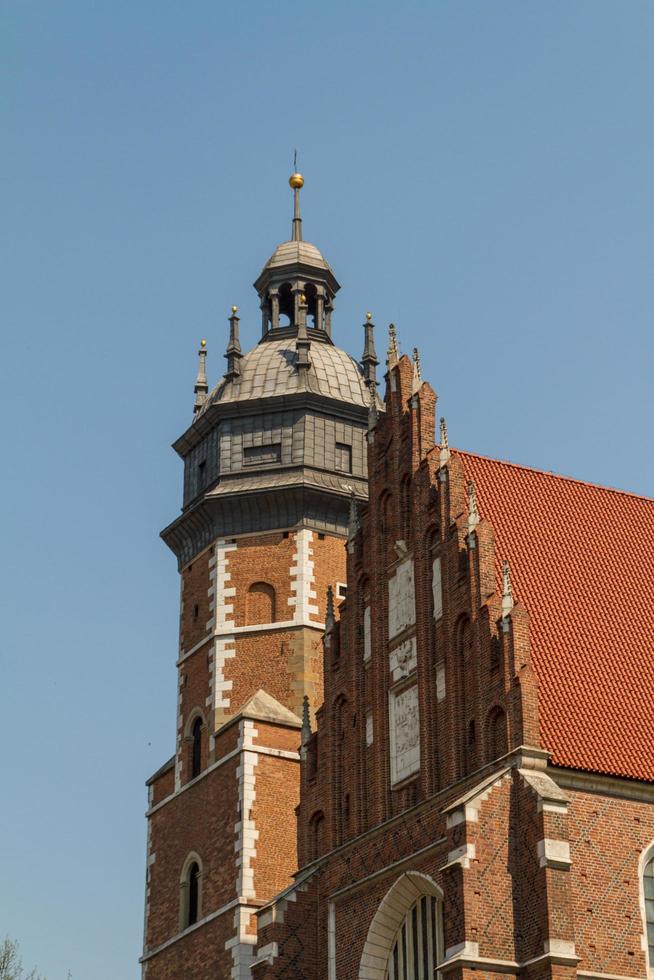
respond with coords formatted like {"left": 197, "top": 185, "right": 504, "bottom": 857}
{"left": 187, "top": 862, "right": 200, "bottom": 926}
{"left": 191, "top": 717, "right": 202, "bottom": 779}
{"left": 643, "top": 852, "right": 654, "bottom": 967}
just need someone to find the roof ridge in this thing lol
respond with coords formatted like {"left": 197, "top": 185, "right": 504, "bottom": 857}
{"left": 427, "top": 444, "right": 654, "bottom": 505}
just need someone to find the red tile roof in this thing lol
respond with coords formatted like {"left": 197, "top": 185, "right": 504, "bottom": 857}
{"left": 455, "top": 450, "right": 654, "bottom": 782}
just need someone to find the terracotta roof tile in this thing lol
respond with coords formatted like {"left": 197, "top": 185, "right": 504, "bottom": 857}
{"left": 455, "top": 450, "right": 654, "bottom": 782}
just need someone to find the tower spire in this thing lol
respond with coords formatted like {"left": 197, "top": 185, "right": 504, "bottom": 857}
{"left": 362, "top": 312, "right": 379, "bottom": 388}
{"left": 193, "top": 339, "right": 208, "bottom": 415}
{"left": 289, "top": 162, "right": 304, "bottom": 242}
{"left": 224, "top": 306, "right": 242, "bottom": 381}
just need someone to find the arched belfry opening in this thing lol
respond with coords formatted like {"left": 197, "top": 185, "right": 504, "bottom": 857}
{"left": 253, "top": 171, "right": 340, "bottom": 340}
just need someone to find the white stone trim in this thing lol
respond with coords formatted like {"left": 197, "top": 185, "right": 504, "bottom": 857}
{"left": 638, "top": 839, "right": 654, "bottom": 972}
{"left": 288, "top": 529, "right": 319, "bottom": 621}
{"left": 441, "top": 842, "right": 476, "bottom": 871}
{"left": 146, "top": 744, "right": 299, "bottom": 818}
{"left": 578, "top": 972, "right": 647, "bottom": 980}
{"left": 543, "top": 939, "right": 577, "bottom": 957}
{"left": 228, "top": 719, "right": 260, "bottom": 979}
{"left": 226, "top": 905, "right": 257, "bottom": 980}
{"left": 445, "top": 940, "right": 480, "bottom": 960}
{"left": 139, "top": 897, "right": 240, "bottom": 962}
{"left": 142, "top": 784, "right": 155, "bottom": 963}
{"left": 328, "top": 902, "right": 337, "bottom": 980}
{"left": 537, "top": 838, "right": 571, "bottom": 870}
{"left": 177, "top": 619, "right": 326, "bottom": 666}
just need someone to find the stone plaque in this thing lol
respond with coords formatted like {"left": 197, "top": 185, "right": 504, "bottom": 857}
{"left": 389, "top": 683, "right": 420, "bottom": 784}
{"left": 388, "top": 559, "right": 416, "bottom": 640}
{"left": 389, "top": 636, "right": 417, "bottom": 682}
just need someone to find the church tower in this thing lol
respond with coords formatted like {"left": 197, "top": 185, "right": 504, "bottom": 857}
{"left": 142, "top": 173, "right": 377, "bottom": 979}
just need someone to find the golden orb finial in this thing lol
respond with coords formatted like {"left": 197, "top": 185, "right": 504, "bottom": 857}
{"left": 200, "top": 338, "right": 207, "bottom": 348}
{"left": 231, "top": 305, "right": 238, "bottom": 314}
{"left": 289, "top": 172, "right": 304, "bottom": 189}
{"left": 366, "top": 311, "right": 373, "bottom": 321}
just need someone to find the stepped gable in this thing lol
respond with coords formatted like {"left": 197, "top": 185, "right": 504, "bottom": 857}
{"left": 453, "top": 448, "right": 654, "bottom": 782}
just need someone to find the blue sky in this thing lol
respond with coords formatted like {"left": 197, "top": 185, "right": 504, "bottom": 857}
{"left": 1, "top": 1, "right": 653, "bottom": 976}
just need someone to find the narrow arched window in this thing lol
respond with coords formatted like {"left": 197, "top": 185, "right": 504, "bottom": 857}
{"left": 487, "top": 706, "right": 508, "bottom": 760}
{"left": 246, "top": 582, "right": 276, "bottom": 625}
{"left": 191, "top": 716, "right": 202, "bottom": 779}
{"left": 309, "top": 811, "right": 325, "bottom": 862}
{"left": 643, "top": 852, "right": 654, "bottom": 967}
{"left": 187, "top": 862, "right": 200, "bottom": 926}
{"left": 387, "top": 895, "right": 441, "bottom": 979}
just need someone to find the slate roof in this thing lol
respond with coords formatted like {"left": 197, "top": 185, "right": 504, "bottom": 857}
{"left": 454, "top": 449, "right": 654, "bottom": 782}
{"left": 200, "top": 336, "right": 370, "bottom": 413}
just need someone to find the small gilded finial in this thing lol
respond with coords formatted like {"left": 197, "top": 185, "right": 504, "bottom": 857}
{"left": 193, "top": 338, "right": 209, "bottom": 416}
{"left": 387, "top": 323, "right": 399, "bottom": 368}
{"left": 290, "top": 156, "right": 304, "bottom": 241}
{"left": 231, "top": 305, "right": 238, "bottom": 314}
{"left": 366, "top": 311, "right": 372, "bottom": 321}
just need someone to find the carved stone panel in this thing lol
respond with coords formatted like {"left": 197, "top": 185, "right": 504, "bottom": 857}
{"left": 388, "top": 559, "right": 416, "bottom": 641}
{"left": 389, "top": 636, "right": 417, "bottom": 683}
{"left": 389, "top": 683, "right": 420, "bottom": 785}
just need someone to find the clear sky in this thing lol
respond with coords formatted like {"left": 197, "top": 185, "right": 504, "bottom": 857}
{"left": 1, "top": 1, "right": 653, "bottom": 976}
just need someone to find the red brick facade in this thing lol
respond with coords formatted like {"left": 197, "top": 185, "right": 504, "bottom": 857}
{"left": 142, "top": 527, "right": 347, "bottom": 978}
{"left": 144, "top": 189, "right": 654, "bottom": 979}
{"left": 249, "top": 352, "right": 654, "bottom": 980}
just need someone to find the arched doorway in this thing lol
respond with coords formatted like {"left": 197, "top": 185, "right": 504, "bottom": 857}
{"left": 358, "top": 871, "right": 443, "bottom": 979}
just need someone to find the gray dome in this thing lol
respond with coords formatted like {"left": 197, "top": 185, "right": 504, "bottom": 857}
{"left": 200, "top": 337, "right": 370, "bottom": 412}
{"left": 262, "top": 239, "right": 331, "bottom": 273}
